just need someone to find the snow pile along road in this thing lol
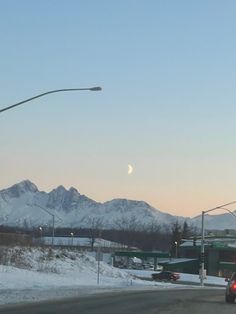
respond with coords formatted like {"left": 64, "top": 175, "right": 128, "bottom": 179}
{"left": 0, "top": 246, "right": 160, "bottom": 305}
{"left": 0, "top": 246, "right": 225, "bottom": 306}
{"left": 0, "top": 246, "right": 131, "bottom": 288}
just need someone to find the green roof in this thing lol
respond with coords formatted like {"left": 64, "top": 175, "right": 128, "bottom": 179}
{"left": 114, "top": 251, "right": 169, "bottom": 258}
{"left": 159, "top": 259, "right": 198, "bottom": 266}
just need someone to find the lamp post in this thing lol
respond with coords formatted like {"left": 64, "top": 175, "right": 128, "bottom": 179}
{"left": 174, "top": 241, "right": 178, "bottom": 258}
{"left": 30, "top": 203, "right": 56, "bottom": 247}
{"left": 39, "top": 226, "right": 43, "bottom": 245}
{"left": 70, "top": 232, "right": 74, "bottom": 246}
{"left": 97, "top": 229, "right": 102, "bottom": 285}
{"left": 0, "top": 86, "right": 102, "bottom": 113}
{"left": 200, "top": 201, "right": 236, "bottom": 286}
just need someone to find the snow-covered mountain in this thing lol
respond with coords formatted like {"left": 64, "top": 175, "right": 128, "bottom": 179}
{"left": 0, "top": 180, "right": 184, "bottom": 230}
{"left": 192, "top": 212, "right": 236, "bottom": 231}
{"left": 0, "top": 180, "right": 235, "bottom": 230}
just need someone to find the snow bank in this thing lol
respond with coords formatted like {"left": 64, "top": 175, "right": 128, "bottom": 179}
{"left": 0, "top": 247, "right": 225, "bottom": 306}
{"left": 0, "top": 246, "right": 155, "bottom": 305}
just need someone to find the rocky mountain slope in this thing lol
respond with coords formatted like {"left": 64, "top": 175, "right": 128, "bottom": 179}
{"left": 0, "top": 180, "right": 184, "bottom": 230}
{"left": 0, "top": 180, "right": 235, "bottom": 230}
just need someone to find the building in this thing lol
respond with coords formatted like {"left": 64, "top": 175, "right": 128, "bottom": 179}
{"left": 179, "top": 237, "right": 236, "bottom": 277}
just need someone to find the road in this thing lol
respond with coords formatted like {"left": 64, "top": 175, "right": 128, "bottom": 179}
{"left": 0, "top": 288, "right": 235, "bottom": 314}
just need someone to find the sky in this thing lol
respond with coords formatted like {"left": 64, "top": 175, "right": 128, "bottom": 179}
{"left": 1, "top": 0, "right": 236, "bottom": 217}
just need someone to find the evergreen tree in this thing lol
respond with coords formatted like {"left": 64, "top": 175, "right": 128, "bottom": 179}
{"left": 182, "top": 221, "right": 191, "bottom": 240}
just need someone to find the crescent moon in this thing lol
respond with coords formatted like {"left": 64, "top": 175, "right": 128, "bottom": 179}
{"left": 128, "top": 164, "right": 133, "bottom": 175}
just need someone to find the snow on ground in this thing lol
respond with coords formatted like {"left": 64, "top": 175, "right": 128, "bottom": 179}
{"left": 0, "top": 247, "right": 226, "bottom": 306}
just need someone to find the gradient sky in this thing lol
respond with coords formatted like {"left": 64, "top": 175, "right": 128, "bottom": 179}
{"left": 1, "top": 0, "right": 236, "bottom": 217}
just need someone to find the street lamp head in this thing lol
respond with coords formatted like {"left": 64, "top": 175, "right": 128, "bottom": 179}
{"left": 89, "top": 86, "right": 102, "bottom": 91}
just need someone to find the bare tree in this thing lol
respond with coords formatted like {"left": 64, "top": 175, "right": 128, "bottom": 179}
{"left": 87, "top": 217, "right": 104, "bottom": 251}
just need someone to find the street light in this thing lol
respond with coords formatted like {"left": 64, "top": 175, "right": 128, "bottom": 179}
{"left": 39, "top": 226, "right": 43, "bottom": 245}
{"left": 200, "top": 201, "right": 236, "bottom": 286}
{"left": 0, "top": 87, "right": 102, "bottom": 113}
{"left": 174, "top": 241, "right": 178, "bottom": 258}
{"left": 70, "top": 232, "right": 74, "bottom": 246}
{"left": 29, "top": 203, "right": 58, "bottom": 247}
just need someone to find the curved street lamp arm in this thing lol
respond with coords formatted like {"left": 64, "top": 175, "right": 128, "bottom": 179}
{"left": 32, "top": 203, "right": 54, "bottom": 218}
{"left": 220, "top": 207, "right": 236, "bottom": 219}
{"left": 0, "top": 87, "right": 102, "bottom": 113}
{"left": 30, "top": 202, "right": 63, "bottom": 222}
{"left": 203, "top": 201, "right": 236, "bottom": 214}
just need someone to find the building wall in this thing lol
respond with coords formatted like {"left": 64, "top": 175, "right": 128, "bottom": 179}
{"left": 208, "top": 249, "right": 219, "bottom": 276}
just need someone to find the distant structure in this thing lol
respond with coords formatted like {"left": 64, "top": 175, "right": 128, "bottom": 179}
{"left": 180, "top": 233, "right": 236, "bottom": 277}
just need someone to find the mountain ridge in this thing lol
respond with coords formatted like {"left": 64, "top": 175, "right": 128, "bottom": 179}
{"left": 0, "top": 180, "right": 235, "bottom": 230}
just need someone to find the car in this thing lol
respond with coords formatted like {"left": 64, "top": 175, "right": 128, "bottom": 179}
{"left": 152, "top": 271, "right": 180, "bottom": 282}
{"left": 225, "top": 272, "right": 236, "bottom": 303}
{"left": 142, "top": 262, "right": 155, "bottom": 270}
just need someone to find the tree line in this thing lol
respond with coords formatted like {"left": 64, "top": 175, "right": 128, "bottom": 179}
{"left": 0, "top": 220, "right": 197, "bottom": 253}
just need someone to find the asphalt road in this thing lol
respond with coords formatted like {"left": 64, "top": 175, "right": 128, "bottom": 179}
{"left": 0, "top": 288, "right": 235, "bottom": 314}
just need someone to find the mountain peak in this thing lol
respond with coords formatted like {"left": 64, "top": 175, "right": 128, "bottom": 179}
{"left": 47, "top": 185, "right": 80, "bottom": 211}
{"left": 55, "top": 185, "right": 67, "bottom": 192}
{"left": 69, "top": 187, "right": 80, "bottom": 194}
{"left": 3, "top": 180, "right": 38, "bottom": 198}
{"left": 13, "top": 180, "right": 38, "bottom": 191}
